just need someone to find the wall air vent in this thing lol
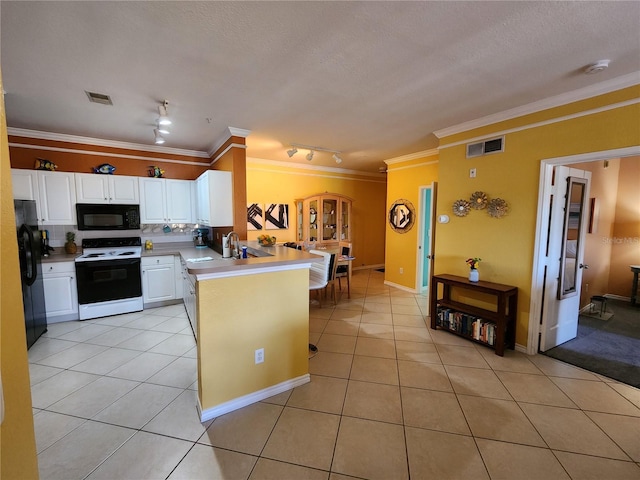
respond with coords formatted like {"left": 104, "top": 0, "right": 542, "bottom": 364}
{"left": 85, "top": 91, "right": 113, "bottom": 105}
{"left": 466, "top": 136, "right": 504, "bottom": 158}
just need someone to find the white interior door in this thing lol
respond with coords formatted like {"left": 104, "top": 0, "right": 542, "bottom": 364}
{"left": 540, "top": 165, "right": 591, "bottom": 351}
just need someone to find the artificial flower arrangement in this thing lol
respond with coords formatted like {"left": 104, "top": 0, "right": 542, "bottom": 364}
{"left": 466, "top": 257, "right": 482, "bottom": 270}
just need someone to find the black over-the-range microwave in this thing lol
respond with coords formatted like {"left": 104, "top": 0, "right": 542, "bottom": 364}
{"left": 76, "top": 203, "right": 141, "bottom": 231}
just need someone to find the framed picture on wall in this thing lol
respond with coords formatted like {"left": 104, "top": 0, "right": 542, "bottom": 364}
{"left": 247, "top": 203, "right": 263, "bottom": 230}
{"left": 265, "top": 203, "right": 289, "bottom": 230}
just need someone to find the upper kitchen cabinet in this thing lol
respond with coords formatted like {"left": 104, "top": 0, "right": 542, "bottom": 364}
{"left": 139, "top": 177, "right": 193, "bottom": 224}
{"left": 38, "top": 171, "right": 77, "bottom": 225}
{"left": 11, "top": 169, "right": 39, "bottom": 201}
{"left": 299, "top": 193, "right": 352, "bottom": 247}
{"left": 75, "top": 173, "right": 139, "bottom": 204}
{"left": 195, "top": 170, "right": 233, "bottom": 227}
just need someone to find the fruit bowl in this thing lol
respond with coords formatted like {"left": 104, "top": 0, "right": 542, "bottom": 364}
{"left": 257, "top": 234, "right": 276, "bottom": 246}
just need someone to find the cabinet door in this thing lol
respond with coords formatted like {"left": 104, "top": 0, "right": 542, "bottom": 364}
{"left": 139, "top": 178, "right": 167, "bottom": 223}
{"left": 166, "top": 180, "right": 193, "bottom": 223}
{"left": 207, "top": 171, "right": 233, "bottom": 227}
{"left": 12, "top": 169, "right": 39, "bottom": 201}
{"left": 109, "top": 176, "right": 139, "bottom": 204}
{"left": 142, "top": 262, "right": 176, "bottom": 303}
{"left": 322, "top": 197, "right": 338, "bottom": 242}
{"left": 43, "top": 273, "right": 78, "bottom": 319}
{"left": 305, "top": 198, "right": 319, "bottom": 243}
{"left": 38, "top": 171, "right": 77, "bottom": 225}
{"left": 195, "top": 173, "right": 211, "bottom": 225}
{"left": 75, "top": 173, "right": 109, "bottom": 203}
{"left": 340, "top": 199, "right": 351, "bottom": 241}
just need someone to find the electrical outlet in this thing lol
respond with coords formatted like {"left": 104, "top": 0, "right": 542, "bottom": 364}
{"left": 470, "top": 168, "right": 477, "bottom": 178}
{"left": 255, "top": 348, "right": 264, "bottom": 364}
{"left": 399, "top": 267, "right": 404, "bottom": 274}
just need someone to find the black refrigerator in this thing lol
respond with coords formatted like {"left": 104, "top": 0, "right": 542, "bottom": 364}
{"left": 15, "top": 200, "right": 47, "bottom": 348}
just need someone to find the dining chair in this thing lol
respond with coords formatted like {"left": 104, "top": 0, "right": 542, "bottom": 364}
{"left": 308, "top": 249, "right": 338, "bottom": 307}
{"left": 335, "top": 241, "right": 352, "bottom": 299}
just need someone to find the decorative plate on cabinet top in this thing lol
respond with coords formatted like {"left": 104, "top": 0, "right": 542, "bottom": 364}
{"left": 487, "top": 198, "right": 508, "bottom": 218}
{"left": 452, "top": 199, "right": 471, "bottom": 217}
{"left": 469, "top": 191, "right": 488, "bottom": 210}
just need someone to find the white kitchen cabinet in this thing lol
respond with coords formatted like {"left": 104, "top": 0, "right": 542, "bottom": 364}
{"left": 12, "top": 169, "right": 76, "bottom": 225}
{"left": 37, "top": 171, "right": 77, "bottom": 225}
{"left": 11, "top": 169, "right": 39, "bottom": 201}
{"left": 139, "top": 178, "right": 193, "bottom": 224}
{"left": 142, "top": 255, "right": 177, "bottom": 305}
{"left": 43, "top": 261, "right": 78, "bottom": 322}
{"left": 75, "top": 173, "right": 139, "bottom": 204}
{"left": 195, "top": 170, "right": 232, "bottom": 227}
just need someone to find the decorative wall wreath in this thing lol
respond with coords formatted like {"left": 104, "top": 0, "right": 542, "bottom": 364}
{"left": 388, "top": 199, "right": 416, "bottom": 233}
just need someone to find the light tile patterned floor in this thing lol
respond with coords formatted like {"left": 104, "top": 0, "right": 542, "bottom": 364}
{"left": 30, "top": 269, "right": 640, "bottom": 479}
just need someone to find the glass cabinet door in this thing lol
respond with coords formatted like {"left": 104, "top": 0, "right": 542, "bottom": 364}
{"left": 296, "top": 200, "right": 303, "bottom": 242}
{"left": 308, "top": 199, "right": 318, "bottom": 242}
{"left": 341, "top": 200, "right": 350, "bottom": 241}
{"left": 322, "top": 198, "right": 337, "bottom": 241}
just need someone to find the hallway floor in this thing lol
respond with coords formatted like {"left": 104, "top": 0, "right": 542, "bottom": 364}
{"left": 29, "top": 269, "right": 640, "bottom": 479}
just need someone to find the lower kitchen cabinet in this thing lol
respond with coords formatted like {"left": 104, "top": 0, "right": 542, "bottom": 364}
{"left": 141, "top": 255, "right": 178, "bottom": 306}
{"left": 181, "top": 258, "right": 197, "bottom": 339}
{"left": 43, "top": 261, "right": 79, "bottom": 322}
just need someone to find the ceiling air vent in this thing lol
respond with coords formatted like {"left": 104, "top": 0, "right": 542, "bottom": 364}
{"left": 466, "top": 136, "right": 504, "bottom": 158}
{"left": 85, "top": 91, "right": 113, "bottom": 105}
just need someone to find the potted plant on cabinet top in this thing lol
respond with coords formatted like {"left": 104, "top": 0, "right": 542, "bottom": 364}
{"left": 65, "top": 231, "right": 77, "bottom": 254}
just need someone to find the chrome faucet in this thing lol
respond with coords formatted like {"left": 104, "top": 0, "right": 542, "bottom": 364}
{"left": 227, "top": 231, "right": 240, "bottom": 258}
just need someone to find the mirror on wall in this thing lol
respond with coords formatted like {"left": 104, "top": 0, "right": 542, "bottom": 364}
{"left": 558, "top": 176, "right": 587, "bottom": 299}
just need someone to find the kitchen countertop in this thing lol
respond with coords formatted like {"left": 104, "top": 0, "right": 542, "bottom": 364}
{"left": 41, "top": 241, "right": 320, "bottom": 277}
{"left": 41, "top": 250, "right": 81, "bottom": 263}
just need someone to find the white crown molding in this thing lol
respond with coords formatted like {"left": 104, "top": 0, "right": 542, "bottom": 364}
{"left": 384, "top": 148, "right": 439, "bottom": 165}
{"left": 7, "top": 127, "right": 210, "bottom": 158}
{"left": 434, "top": 72, "right": 640, "bottom": 139}
{"left": 247, "top": 156, "right": 386, "bottom": 178}
{"left": 207, "top": 126, "right": 252, "bottom": 157}
{"left": 386, "top": 160, "right": 439, "bottom": 172}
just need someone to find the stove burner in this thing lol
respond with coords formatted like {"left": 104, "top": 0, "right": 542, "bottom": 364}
{"left": 85, "top": 253, "right": 104, "bottom": 258}
{"left": 119, "top": 251, "right": 135, "bottom": 256}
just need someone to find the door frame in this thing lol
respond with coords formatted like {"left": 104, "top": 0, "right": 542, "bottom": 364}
{"left": 527, "top": 146, "right": 640, "bottom": 355}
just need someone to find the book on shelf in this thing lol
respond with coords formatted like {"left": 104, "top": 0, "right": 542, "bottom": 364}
{"left": 436, "top": 306, "right": 496, "bottom": 345}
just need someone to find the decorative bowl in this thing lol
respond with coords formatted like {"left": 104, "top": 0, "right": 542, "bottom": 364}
{"left": 258, "top": 235, "right": 276, "bottom": 246}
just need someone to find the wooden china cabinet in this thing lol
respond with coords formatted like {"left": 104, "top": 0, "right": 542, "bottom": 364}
{"left": 296, "top": 193, "right": 352, "bottom": 247}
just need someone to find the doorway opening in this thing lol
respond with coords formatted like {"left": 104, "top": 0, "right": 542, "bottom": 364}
{"left": 528, "top": 146, "right": 640, "bottom": 355}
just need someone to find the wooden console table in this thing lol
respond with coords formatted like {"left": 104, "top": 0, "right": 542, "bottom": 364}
{"left": 430, "top": 274, "right": 518, "bottom": 356}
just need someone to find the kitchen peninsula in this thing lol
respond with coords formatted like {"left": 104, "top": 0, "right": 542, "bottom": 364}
{"left": 151, "top": 242, "right": 319, "bottom": 421}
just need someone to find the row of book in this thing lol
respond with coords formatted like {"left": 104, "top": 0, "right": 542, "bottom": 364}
{"left": 436, "top": 307, "right": 497, "bottom": 346}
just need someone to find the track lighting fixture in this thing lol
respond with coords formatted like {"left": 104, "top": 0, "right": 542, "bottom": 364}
{"left": 154, "top": 128, "right": 165, "bottom": 145}
{"left": 157, "top": 122, "right": 170, "bottom": 135}
{"left": 287, "top": 143, "right": 343, "bottom": 164}
{"left": 157, "top": 100, "right": 171, "bottom": 125}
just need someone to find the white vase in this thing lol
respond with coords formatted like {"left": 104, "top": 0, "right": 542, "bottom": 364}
{"left": 469, "top": 269, "right": 479, "bottom": 282}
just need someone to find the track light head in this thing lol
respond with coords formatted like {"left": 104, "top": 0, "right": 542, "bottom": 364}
{"left": 154, "top": 128, "right": 165, "bottom": 145}
{"left": 332, "top": 153, "right": 342, "bottom": 164}
{"left": 306, "top": 151, "right": 315, "bottom": 161}
{"left": 287, "top": 147, "right": 298, "bottom": 157}
{"left": 157, "top": 101, "right": 171, "bottom": 126}
{"left": 156, "top": 122, "right": 170, "bottom": 135}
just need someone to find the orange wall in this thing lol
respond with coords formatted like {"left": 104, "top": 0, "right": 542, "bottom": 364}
{"left": 9, "top": 136, "right": 210, "bottom": 179}
{"left": 609, "top": 157, "right": 640, "bottom": 296}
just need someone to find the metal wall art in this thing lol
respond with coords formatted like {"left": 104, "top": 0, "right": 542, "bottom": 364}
{"left": 452, "top": 192, "right": 508, "bottom": 219}
{"left": 389, "top": 199, "right": 416, "bottom": 232}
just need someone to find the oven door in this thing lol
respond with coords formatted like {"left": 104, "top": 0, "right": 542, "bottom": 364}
{"left": 75, "top": 258, "right": 142, "bottom": 305}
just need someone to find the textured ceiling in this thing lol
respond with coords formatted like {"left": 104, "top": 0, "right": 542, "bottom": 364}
{"left": 1, "top": 1, "right": 639, "bottom": 172}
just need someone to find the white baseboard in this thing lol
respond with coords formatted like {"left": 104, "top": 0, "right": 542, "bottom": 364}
{"left": 383, "top": 280, "right": 418, "bottom": 293}
{"left": 198, "top": 374, "right": 310, "bottom": 422}
{"left": 515, "top": 343, "right": 527, "bottom": 354}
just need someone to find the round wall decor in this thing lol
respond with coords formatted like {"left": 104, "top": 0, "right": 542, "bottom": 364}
{"left": 452, "top": 199, "right": 471, "bottom": 217}
{"left": 389, "top": 199, "right": 416, "bottom": 233}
